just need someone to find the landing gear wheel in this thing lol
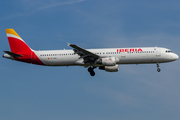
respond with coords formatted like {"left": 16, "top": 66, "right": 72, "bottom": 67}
{"left": 156, "top": 63, "right": 161, "bottom": 72}
{"left": 90, "top": 71, "right": 95, "bottom": 76}
{"left": 88, "top": 67, "right": 93, "bottom": 72}
{"left": 157, "top": 68, "right": 161, "bottom": 72}
{"left": 88, "top": 67, "right": 95, "bottom": 76}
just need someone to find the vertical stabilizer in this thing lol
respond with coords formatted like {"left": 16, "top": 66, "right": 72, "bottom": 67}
{"left": 5, "top": 29, "right": 31, "bottom": 53}
{"left": 4, "top": 29, "right": 44, "bottom": 65}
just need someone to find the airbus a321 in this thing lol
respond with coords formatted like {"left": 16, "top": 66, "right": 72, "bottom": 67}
{"left": 3, "top": 29, "right": 179, "bottom": 76}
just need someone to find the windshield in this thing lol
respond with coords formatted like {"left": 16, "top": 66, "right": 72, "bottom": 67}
{"left": 165, "top": 50, "right": 172, "bottom": 53}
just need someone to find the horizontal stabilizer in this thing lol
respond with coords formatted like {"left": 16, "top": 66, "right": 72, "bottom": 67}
{"left": 4, "top": 51, "right": 22, "bottom": 57}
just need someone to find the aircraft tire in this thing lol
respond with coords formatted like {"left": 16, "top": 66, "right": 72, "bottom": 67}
{"left": 157, "top": 68, "right": 161, "bottom": 72}
{"left": 90, "top": 71, "right": 95, "bottom": 76}
{"left": 88, "top": 67, "right": 93, "bottom": 72}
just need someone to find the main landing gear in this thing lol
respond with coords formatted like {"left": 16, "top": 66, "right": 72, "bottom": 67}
{"left": 88, "top": 67, "right": 96, "bottom": 76}
{"left": 157, "top": 63, "right": 161, "bottom": 72}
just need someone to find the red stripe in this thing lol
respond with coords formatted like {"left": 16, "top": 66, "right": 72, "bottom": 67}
{"left": 8, "top": 37, "right": 31, "bottom": 53}
{"left": 8, "top": 37, "right": 44, "bottom": 65}
{"left": 14, "top": 51, "right": 45, "bottom": 65}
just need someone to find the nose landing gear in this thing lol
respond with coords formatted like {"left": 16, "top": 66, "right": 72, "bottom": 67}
{"left": 88, "top": 67, "right": 96, "bottom": 76}
{"left": 157, "top": 63, "right": 161, "bottom": 72}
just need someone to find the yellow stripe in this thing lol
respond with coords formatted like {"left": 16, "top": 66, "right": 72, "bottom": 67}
{"left": 5, "top": 29, "right": 22, "bottom": 39}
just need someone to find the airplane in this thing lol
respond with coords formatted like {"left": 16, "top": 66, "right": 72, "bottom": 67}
{"left": 3, "top": 29, "right": 179, "bottom": 76}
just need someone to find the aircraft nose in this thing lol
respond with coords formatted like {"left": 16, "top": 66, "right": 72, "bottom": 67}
{"left": 175, "top": 54, "right": 179, "bottom": 60}
{"left": 172, "top": 53, "right": 179, "bottom": 61}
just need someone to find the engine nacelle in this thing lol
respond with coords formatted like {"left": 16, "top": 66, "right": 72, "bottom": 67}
{"left": 99, "top": 64, "right": 119, "bottom": 72}
{"left": 95, "top": 57, "right": 119, "bottom": 66}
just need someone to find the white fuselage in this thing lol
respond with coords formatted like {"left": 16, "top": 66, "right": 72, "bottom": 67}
{"left": 4, "top": 29, "right": 179, "bottom": 76}
{"left": 33, "top": 47, "right": 178, "bottom": 66}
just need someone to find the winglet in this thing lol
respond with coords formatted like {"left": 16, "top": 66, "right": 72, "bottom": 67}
{"left": 67, "top": 42, "right": 71, "bottom": 46}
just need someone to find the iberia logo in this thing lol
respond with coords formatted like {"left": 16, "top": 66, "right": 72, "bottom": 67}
{"left": 117, "top": 48, "right": 143, "bottom": 52}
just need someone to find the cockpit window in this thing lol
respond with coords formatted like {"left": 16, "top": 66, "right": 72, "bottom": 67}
{"left": 165, "top": 50, "right": 172, "bottom": 53}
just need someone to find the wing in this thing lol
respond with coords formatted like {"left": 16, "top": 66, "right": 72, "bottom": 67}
{"left": 67, "top": 43, "right": 100, "bottom": 64}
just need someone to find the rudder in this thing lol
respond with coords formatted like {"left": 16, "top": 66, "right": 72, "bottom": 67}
{"left": 5, "top": 29, "right": 32, "bottom": 54}
{"left": 5, "top": 29, "right": 44, "bottom": 65}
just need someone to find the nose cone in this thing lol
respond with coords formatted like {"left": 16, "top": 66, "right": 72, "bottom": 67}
{"left": 164, "top": 53, "right": 179, "bottom": 62}
{"left": 171, "top": 53, "right": 179, "bottom": 61}
{"left": 174, "top": 54, "right": 179, "bottom": 60}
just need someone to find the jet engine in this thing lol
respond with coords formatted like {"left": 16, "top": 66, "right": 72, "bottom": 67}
{"left": 95, "top": 57, "right": 119, "bottom": 66}
{"left": 99, "top": 64, "right": 119, "bottom": 72}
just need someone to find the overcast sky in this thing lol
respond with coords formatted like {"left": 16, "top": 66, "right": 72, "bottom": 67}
{"left": 0, "top": 0, "right": 180, "bottom": 120}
